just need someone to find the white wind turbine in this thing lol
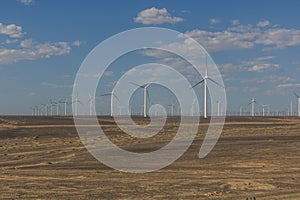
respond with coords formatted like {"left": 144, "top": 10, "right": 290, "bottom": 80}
{"left": 294, "top": 93, "right": 300, "bottom": 117}
{"left": 59, "top": 98, "right": 69, "bottom": 116}
{"left": 50, "top": 100, "right": 57, "bottom": 116}
{"left": 290, "top": 100, "right": 293, "bottom": 116}
{"left": 247, "top": 97, "right": 257, "bottom": 117}
{"left": 191, "top": 98, "right": 196, "bottom": 116}
{"left": 192, "top": 54, "right": 224, "bottom": 119}
{"left": 239, "top": 105, "right": 244, "bottom": 116}
{"left": 216, "top": 100, "right": 221, "bottom": 116}
{"left": 131, "top": 83, "right": 151, "bottom": 118}
{"left": 88, "top": 94, "right": 94, "bottom": 116}
{"left": 262, "top": 104, "right": 270, "bottom": 116}
{"left": 31, "top": 106, "right": 35, "bottom": 116}
{"left": 168, "top": 103, "right": 175, "bottom": 116}
{"left": 101, "top": 91, "right": 120, "bottom": 117}
{"left": 52, "top": 101, "right": 60, "bottom": 116}
{"left": 72, "top": 93, "right": 82, "bottom": 116}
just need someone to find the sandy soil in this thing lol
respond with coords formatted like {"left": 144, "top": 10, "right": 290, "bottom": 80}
{"left": 0, "top": 116, "right": 299, "bottom": 199}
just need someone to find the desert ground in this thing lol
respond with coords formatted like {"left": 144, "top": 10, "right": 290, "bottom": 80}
{"left": 0, "top": 116, "right": 299, "bottom": 199}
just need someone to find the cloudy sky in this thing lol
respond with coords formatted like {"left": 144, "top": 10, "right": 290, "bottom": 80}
{"left": 1, "top": 0, "right": 300, "bottom": 115}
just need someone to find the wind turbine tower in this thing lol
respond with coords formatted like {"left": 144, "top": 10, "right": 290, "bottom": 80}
{"left": 168, "top": 104, "right": 175, "bottom": 116}
{"left": 290, "top": 100, "right": 293, "bottom": 116}
{"left": 88, "top": 94, "right": 94, "bottom": 116}
{"left": 192, "top": 53, "right": 224, "bottom": 119}
{"left": 295, "top": 93, "right": 300, "bottom": 117}
{"left": 239, "top": 106, "right": 243, "bottom": 116}
{"left": 262, "top": 105, "right": 269, "bottom": 117}
{"left": 131, "top": 83, "right": 151, "bottom": 118}
{"left": 251, "top": 97, "right": 255, "bottom": 117}
{"left": 101, "top": 91, "right": 120, "bottom": 117}
{"left": 216, "top": 100, "right": 221, "bottom": 116}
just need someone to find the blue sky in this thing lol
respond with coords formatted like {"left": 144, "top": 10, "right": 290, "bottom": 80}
{"left": 1, "top": 0, "right": 300, "bottom": 115}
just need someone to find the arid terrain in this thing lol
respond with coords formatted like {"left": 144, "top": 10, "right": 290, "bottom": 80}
{"left": 0, "top": 116, "right": 299, "bottom": 199}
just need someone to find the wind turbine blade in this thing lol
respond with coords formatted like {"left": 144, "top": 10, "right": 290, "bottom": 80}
{"left": 112, "top": 94, "right": 120, "bottom": 103}
{"left": 146, "top": 90, "right": 150, "bottom": 104}
{"left": 253, "top": 100, "right": 263, "bottom": 107}
{"left": 294, "top": 92, "right": 300, "bottom": 98}
{"left": 207, "top": 77, "right": 224, "bottom": 88}
{"left": 192, "top": 79, "right": 204, "bottom": 88}
{"left": 100, "top": 93, "right": 112, "bottom": 96}
{"left": 130, "top": 82, "right": 143, "bottom": 88}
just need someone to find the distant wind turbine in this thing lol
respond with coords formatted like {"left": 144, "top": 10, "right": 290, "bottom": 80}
{"left": 247, "top": 97, "right": 257, "bottom": 117}
{"left": 216, "top": 100, "right": 221, "bottom": 116}
{"left": 294, "top": 93, "right": 300, "bottom": 117}
{"left": 239, "top": 106, "right": 244, "bottom": 116}
{"left": 262, "top": 105, "right": 270, "bottom": 117}
{"left": 88, "top": 94, "right": 94, "bottom": 116}
{"left": 101, "top": 91, "right": 120, "bottom": 117}
{"left": 72, "top": 93, "right": 82, "bottom": 116}
{"left": 290, "top": 100, "right": 293, "bottom": 116}
{"left": 50, "top": 100, "right": 57, "bottom": 116}
{"left": 59, "top": 98, "right": 69, "bottom": 116}
{"left": 192, "top": 53, "right": 224, "bottom": 118}
{"left": 131, "top": 82, "right": 151, "bottom": 118}
{"left": 168, "top": 103, "right": 175, "bottom": 116}
{"left": 191, "top": 98, "right": 196, "bottom": 116}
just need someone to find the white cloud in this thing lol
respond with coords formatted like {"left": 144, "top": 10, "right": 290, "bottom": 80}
{"left": 185, "top": 22, "right": 300, "bottom": 52}
{"left": 42, "top": 82, "right": 75, "bottom": 89}
{"left": 231, "top": 19, "right": 240, "bottom": 26}
{"left": 277, "top": 83, "right": 300, "bottom": 88}
{"left": 210, "top": 18, "right": 220, "bottom": 25}
{"left": 20, "top": 39, "right": 33, "bottom": 48}
{"left": 72, "top": 40, "right": 82, "bottom": 46}
{"left": 103, "top": 71, "right": 114, "bottom": 76}
{"left": 0, "top": 22, "right": 24, "bottom": 38}
{"left": 256, "top": 28, "right": 300, "bottom": 50}
{"left": 257, "top": 20, "right": 270, "bottom": 27}
{"left": 5, "top": 39, "right": 18, "bottom": 44}
{"left": 0, "top": 41, "right": 72, "bottom": 64}
{"left": 134, "top": 7, "right": 183, "bottom": 25}
{"left": 78, "top": 71, "right": 114, "bottom": 78}
{"left": 0, "top": 21, "right": 81, "bottom": 64}
{"left": 181, "top": 10, "right": 190, "bottom": 14}
{"left": 18, "top": 0, "right": 33, "bottom": 5}
{"left": 185, "top": 24, "right": 259, "bottom": 52}
{"left": 255, "top": 55, "right": 276, "bottom": 61}
{"left": 248, "top": 63, "right": 279, "bottom": 72}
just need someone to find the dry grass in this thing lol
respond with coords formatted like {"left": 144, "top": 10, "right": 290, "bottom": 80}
{"left": 0, "top": 116, "right": 299, "bottom": 199}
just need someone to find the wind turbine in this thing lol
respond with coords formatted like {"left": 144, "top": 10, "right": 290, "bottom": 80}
{"left": 294, "top": 93, "right": 300, "bottom": 117}
{"left": 247, "top": 97, "right": 257, "bottom": 117}
{"left": 50, "top": 100, "right": 57, "bottom": 116}
{"left": 101, "top": 91, "right": 120, "bottom": 117}
{"left": 88, "top": 94, "right": 94, "bottom": 116}
{"left": 239, "top": 106, "right": 244, "bottom": 116}
{"left": 262, "top": 105, "right": 270, "bottom": 117}
{"left": 42, "top": 104, "right": 48, "bottom": 116}
{"left": 131, "top": 83, "right": 151, "bottom": 118}
{"left": 191, "top": 98, "right": 196, "bottom": 116}
{"left": 39, "top": 105, "right": 44, "bottom": 116}
{"left": 59, "top": 98, "right": 69, "bottom": 116}
{"left": 72, "top": 93, "right": 82, "bottom": 116}
{"left": 216, "top": 100, "right": 221, "bottom": 116}
{"left": 192, "top": 53, "right": 224, "bottom": 119}
{"left": 168, "top": 103, "right": 175, "bottom": 116}
{"left": 51, "top": 101, "right": 60, "bottom": 116}
{"left": 290, "top": 100, "right": 293, "bottom": 116}
{"left": 31, "top": 106, "right": 35, "bottom": 116}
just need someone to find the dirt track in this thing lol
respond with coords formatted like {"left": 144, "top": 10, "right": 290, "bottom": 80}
{"left": 0, "top": 116, "right": 299, "bottom": 199}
